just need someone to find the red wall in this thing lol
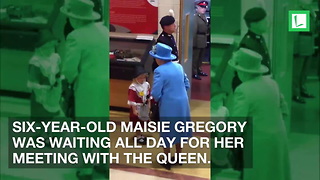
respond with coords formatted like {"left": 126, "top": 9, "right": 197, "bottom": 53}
{"left": 110, "top": 0, "right": 158, "bottom": 34}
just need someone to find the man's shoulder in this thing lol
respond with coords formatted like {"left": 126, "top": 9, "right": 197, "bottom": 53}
{"left": 157, "top": 31, "right": 167, "bottom": 37}
{"left": 240, "top": 33, "right": 258, "bottom": 47}
{"left": 194, "top": 13, "right": 202, "bottom": 18}
{"left": 157, "top": 33, "right": 170, "bottom": 42}
{"left": 157, "top": 34, "right": 166, "bottom": 41}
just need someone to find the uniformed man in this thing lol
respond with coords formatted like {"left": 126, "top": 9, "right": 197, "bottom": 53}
{"left": 292, "top": 0, "right": 317, "bottom": 103}
{"left": 192, "top": 0, "right": 209, "bottom": 80}
{"left": 152, "top": 15, "right": 178, "bottom": 71}
{"left": 232, "top": 7, "right": 271, "bottom": 91}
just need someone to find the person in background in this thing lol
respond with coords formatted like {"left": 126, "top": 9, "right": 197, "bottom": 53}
{"left": 193, "top": 0, "right": 209, "bottom": 80}
{"left": 152, "top": 15, "right": 178, "bottom": 71}
{"left": 150, "top": 43, "right": 191, "bottom": 170}
{"left": 229, "top": 48, "right": 290, "bottom": 180}
{"left": 128, "top": 66, "right": 151, "bottom": 145}
{"left": 60, "top": 0, "right": 109, "bottom": 178}
{"left": 27, "top": 30, "right": 62, "bottom": 142}
{"left": 292, "top": 0, "right": 317, "bottom": 103}
{"left": 318, "top": 0, "right": 320, "bottom": 78}
{"left": 232, "top": 7, "right": 271, "bottom": 91}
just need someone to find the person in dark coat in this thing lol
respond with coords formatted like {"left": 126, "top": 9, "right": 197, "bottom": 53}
{"left": 192, "top": 1, "right": 209, "bottom": 80}
{"left": 150, "top": 15, "right": 179, "bottom": 143}
{"left": 292, "top": 0, "right": 317, "bottom": 104}
{"left": 152, "top": 15, "right": 178, "bottom": 71}
{"left": 232, "top": 7, "right": 271, "bottom": 91}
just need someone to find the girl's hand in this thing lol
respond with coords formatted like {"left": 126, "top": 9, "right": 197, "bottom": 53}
{"left": 147, "top": 100, "right": 151, "bottom": 109}
{"left": 133, "top": 109, "right": 139, "bottom": 116}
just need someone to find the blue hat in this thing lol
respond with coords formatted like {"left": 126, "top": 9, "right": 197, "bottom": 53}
{"left": 149, "top": 43, "right": 176, "bottom": 61}
{"left": 60, "top": 0, "right": 100, "bottom": 20}
{"left": 228, "top": 48, "right": 269, "bottom": 74}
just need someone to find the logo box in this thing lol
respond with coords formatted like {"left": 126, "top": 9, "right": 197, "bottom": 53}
{"left": 288, "top": 10, "right": 310, "bottom": 32}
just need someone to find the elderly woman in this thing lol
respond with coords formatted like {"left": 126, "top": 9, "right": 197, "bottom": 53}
{"left": 60, "top": 0, "right": 109, "bottom": 178}
{"left": 228, "top": 48, "right": 290, "bottom": 180}
{"left": 150, "top": 43, "right": 192, "bottom": 170}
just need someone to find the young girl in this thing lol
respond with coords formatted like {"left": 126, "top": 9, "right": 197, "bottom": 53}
{"left": 27, "top": 30, "right": 62, "bottom": 139}
{"left": 127, "top": 66, "right": 151, "bottom": 145}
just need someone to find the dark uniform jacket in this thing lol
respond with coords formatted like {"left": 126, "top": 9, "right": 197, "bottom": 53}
{"left": 239, "top": 30, "right": 271, "bottom": 73}
{"left": 232, "top": 30, "right": 271, "bottom": 91}
{"left": 193, "top": 12, "right": 209, "bottom": 48}
{"left": 152, "top": 31, "right": 178, "bottom": 71}
{"left": 293, "top": 7, "right": 317, "bottom": 56}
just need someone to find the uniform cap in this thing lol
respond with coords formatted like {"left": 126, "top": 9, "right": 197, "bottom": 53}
{"left": 196, "top": 1, "right": 208, "bottom": 8}
{"left": 244, "top": 7, "right": 267, "bottom": 24}
{"left": 160, "top": 15, "right": 175, "bottom": 27}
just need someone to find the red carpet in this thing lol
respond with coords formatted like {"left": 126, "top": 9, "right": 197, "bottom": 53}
{"left": 191, "top": 64, "right": 210, "bottom": 101}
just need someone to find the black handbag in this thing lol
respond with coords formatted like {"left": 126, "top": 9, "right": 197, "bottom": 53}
{"left": 150, "top": 101, "right": 160, "bottom": 122}
{"left": 228, "top": 146, "right": 243, "bottom": 171}
{"left": 227, "top": 132, "right": 244, "bottom": 172}
{"left": 61, "top": 79, "right": 75, "bottom": 119}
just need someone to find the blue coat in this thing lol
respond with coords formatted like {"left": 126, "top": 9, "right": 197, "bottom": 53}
{"left": 232, "top": 76, "right": 290, "bottom": 180}
{"left": 62, "top": 22, "right": 109, "bottom": 117}
{"left": 151, "top": 62, "right": 192, "bottom": 146}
